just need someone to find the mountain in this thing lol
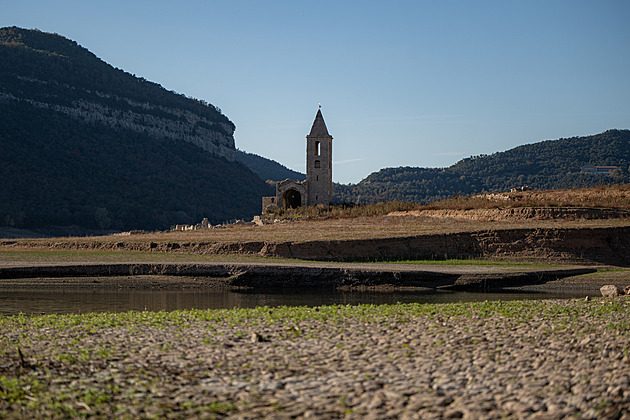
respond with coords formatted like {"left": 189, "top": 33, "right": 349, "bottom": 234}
{"left": 235, "top": 150, "right": 305, "bottom": 182}
{"left": 334, "top": 129, "right": 630, "bottom": 204}
{"left": 0, "top": 26, "right": 273, "bottom": 231}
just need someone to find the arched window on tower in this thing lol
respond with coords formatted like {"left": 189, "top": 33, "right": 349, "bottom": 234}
{"left": 315, "top": 141, "right": 320, "bottom": 156}
{"left": 314, "top": 160, "right": 321, "bottom": 168}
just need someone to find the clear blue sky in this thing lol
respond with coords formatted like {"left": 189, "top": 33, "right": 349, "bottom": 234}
{"left": 3, "top": 1, "right": 629, "bottom": 184}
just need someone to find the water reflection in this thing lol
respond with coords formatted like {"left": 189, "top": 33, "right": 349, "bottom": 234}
{"left": 0, "top": 286, "right": 591, "bottom": 316}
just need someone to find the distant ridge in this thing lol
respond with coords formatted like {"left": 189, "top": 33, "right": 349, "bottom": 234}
{"left": 0, "top": 27, "right": 273, "bottom": 232}
{"left": 235, "top": 150, "right": 305, "bottom": 182}
{"left": 334, "top": 129, "right": 630, "bottom": 203}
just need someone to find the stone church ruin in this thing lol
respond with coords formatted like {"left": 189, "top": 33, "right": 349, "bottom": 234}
{"left": 263, "top": 108, "right": 333, "bottom": 211}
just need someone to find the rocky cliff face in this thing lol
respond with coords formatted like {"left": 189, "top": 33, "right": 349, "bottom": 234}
{"left": 0, "top": 87, "right": 236, "bottom": 160}
{"left": 0, "top": 26, "right": 236, "bottom": 160}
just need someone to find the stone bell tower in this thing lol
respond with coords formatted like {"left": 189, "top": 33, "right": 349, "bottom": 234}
{"left": 306, "top": 108, "right": 333, "bottom": 205}
{"left": 261, "top": 107, "right": 334, "bottom": 211}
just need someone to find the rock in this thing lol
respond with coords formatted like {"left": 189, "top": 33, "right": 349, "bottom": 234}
{"left": 366, "top": 396, "right": 384, "bottom": 410}
{"left": 623, "top": 285, "right": 630, "bottom": 295}
{"left": 607, "top": 385, "right": 624, "bottom": 398}
{"left": 250, "top": 332, "right": 267, "bottom": 343}
{"left": 600, "top": 285, "right": 620, "bottom": 298}
{"left": 502, "top": 400, "right": 532, "bottom": 413}
{"left": 443, "top": 408, "right": 464, "bottom": 418}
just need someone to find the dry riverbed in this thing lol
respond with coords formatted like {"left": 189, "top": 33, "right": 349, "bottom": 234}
{"left": 1, "top": 299, "right": 629, "bottom": 419}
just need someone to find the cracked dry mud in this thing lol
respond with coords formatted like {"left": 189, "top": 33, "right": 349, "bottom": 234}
{"left": 1, "top": 299, "right": 629, "bottom": 419}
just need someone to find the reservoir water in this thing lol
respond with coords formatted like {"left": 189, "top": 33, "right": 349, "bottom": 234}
{"left": 0, "top": 281, "right": 591, "bottom": 316}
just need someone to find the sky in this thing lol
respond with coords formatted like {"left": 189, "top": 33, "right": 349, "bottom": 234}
{"left": 2, "top": 1, "right": 630, "bottom": 184}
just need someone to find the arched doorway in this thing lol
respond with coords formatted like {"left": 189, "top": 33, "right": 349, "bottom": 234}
{"left": 283, "top": 189, "right": 302, "bottom": 209}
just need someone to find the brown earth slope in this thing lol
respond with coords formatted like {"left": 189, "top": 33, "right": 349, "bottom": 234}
{"left": 2, "top": 220, "right": 629, "bottom": 266}
{"left": 2, "top": 186, "right": 630, "bottom": 266}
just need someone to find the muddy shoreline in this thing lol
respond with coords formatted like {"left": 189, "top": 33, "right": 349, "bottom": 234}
{"left": 0, "top": 262, "right": 617, "bottom": 292}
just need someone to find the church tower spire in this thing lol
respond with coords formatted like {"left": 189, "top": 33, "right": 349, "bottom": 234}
{"left": 306, "top": 108, "right": 333, "bottom": 205}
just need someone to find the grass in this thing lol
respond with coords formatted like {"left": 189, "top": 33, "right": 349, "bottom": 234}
{"left": 1, "top": 299, "right": 627, "bottom": 331}
{"left": 384, "top": 259, "right": 560, "bottom": 267}
{"left": 0, "top": 248, "right": 575, "bottom": 270}
{"left": 263, "top": 184, "right": 630, "bottom": 221}
{"left": 423, "top": 183, "right": 630, "bottom": 211}
{"left": 0, "top": 249, "right": 298, "bottom": 266}
{"left": 557, "top": 269, "right": 630, "bottom": 284}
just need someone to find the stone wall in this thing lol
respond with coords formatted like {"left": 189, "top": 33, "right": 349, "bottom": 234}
{"left": 262, "top": 196, "right": 277, "bottom": 211}
{"left": 275, "top": 179, "right": 308, "bottom": 209}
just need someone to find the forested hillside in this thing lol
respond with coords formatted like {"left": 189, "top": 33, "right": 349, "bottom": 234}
{"left": 335, "top": 129, "right": 630, "bottom": 203}
{"left": 0, "top": 27, "right": 273, "bottom": 231}
{"left": 235, "top": 150, "right": 305, "bottom": 182}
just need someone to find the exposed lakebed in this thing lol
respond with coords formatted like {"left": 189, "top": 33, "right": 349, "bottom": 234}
{"left": 2, "top": 299, "right": 628, "bottom": 418}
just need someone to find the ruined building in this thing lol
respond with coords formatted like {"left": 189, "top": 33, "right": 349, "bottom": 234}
{"left": 263, "top": 108, "right": 333, "bottom": 211}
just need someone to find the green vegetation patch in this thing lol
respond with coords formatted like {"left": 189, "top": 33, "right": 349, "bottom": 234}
{"left": 0, "top": 249, "right": 295, "bottom": 265}
{"left": 2, "top": 298, "right": 627, "bottom": 329}
{"left": 382, "top": 259, "right": 560, "bottom": 268}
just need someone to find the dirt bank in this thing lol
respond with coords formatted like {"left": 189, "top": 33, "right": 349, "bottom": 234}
{"left": 0, "top": 262, "right": 612, "bottom": 292}
{"left": 5, "top": 225, "right": 628, "bottom": 265}
{"left": 274, "top": 226, "right": 630, "bottom": 265}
